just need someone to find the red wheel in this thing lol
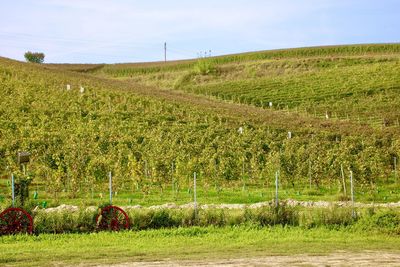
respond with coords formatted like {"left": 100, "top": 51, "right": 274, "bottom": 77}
{"left": 96, "top": 205, "right": 129, "bottom": 231}
{"left": 0, "top": 207, "right": 33, "bottom": 235}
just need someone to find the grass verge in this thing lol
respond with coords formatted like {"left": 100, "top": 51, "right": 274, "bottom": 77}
{"left": 1, "top": 226, "right": 400, "bottom": 266}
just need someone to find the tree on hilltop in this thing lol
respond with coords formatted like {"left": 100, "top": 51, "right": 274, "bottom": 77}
{"left": 24, "top": 51, "right": 45, "bottom": 63}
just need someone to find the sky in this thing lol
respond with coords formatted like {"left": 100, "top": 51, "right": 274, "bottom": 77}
{"left": 0, "top": 0, "right": 399, "bottom": 63}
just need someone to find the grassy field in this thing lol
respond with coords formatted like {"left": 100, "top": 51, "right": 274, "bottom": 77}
{"left": 3, "top": 177, "right": 400, "bottom": 209}
{"left": 1, "top": 226, "right": 400, "bottom": 266}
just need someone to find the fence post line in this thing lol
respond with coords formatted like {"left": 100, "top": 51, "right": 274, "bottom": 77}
{"left": 194, "top": 172, "right": 197, "bottom": 217}
{"left": 109, "top": 171, "right": 112, "bottom": 205}
{"left": 11, "top": 173, "right": 15, "bottom": 207}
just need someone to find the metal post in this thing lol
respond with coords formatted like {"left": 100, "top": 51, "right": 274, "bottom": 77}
{"left": 193, "top": 172, "right": 197, "bottom": 216}
{"left": 341, "top": 164, "right": 346, "bottom": 196}
{"left": 11, "top": 173, "right": 15, "bottom": 207}
{"left": 171, "top": 162, "right": 174, "bottom": 193}
{"left": 109, "top": 171, "right": 112, "bottom": 205}
{"left": 308, "top": 160, "right": 312, "bottom": 189}
{"left": 394, "top": 157, "right": 397, "bottom": 183}
{"left": 275, "top": 171, "right": 279, "bottom": 208}
{"left": 350, "top": 171, "right": 355, "bottom": 218}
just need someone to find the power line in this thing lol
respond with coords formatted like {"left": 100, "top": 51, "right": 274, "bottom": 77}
{"left": 0, "top": 31, "right": 156, "bottom": 47}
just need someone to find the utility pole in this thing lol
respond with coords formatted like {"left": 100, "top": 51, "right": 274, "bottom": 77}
{"left": 164, "top": 42, "right": 167, "bottom": 62}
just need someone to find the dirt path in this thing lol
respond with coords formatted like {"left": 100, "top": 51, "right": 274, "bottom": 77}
{"left": 99, "top": 251, "right": 400, "bottom": 266}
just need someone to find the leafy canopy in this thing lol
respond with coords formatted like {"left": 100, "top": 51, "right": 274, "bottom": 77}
{"left": 24, "top": 51, "right": 45, "bottom": 64}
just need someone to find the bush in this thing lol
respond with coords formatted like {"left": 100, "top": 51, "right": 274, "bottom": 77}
{"left": 24, "top": 51, "right": 45, "bottom": 63}
{"left": 199, "top": 209, "right": 226, "bottom": 226}
{"left": 33, "top": 209, "right": 96, "bottom": 234}
{"left": 354, "top": 210, "right": 400, "bottom": 234}
{"left": 301, "top": 206, "right": 356, "bottom": 229}
{"left": 254, "top": 203, "right": 299, "bottom": 226}
{"left": 194, "top": 60, "right": 217, "bottom": 75}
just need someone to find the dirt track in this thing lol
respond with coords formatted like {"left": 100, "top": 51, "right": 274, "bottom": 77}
{"left": 99, "top": 251, "right": 400, "bottom": 266}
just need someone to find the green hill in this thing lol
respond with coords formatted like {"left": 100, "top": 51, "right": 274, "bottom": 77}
{"left": 96, "top": 44, "right": 400, "bottom": 129}
{"left": 0, "top": 44, "right": 399, "bottom": 206}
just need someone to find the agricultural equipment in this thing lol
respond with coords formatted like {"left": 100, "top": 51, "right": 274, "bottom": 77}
{"left": 96, "top": 205, "right": 129, "bottom": 231}
{"left": 0, "top": 206, "right": 33, "bottom": 235}
{"left": 0, "top": 152, "right": 33, "bottom": 235}
{"left": 95, "top": 172, "right": 129, "bottom": 231}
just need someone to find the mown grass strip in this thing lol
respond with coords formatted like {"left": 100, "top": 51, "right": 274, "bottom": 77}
{"left": 1, "top": 226, "right": 400, "bottom": 266}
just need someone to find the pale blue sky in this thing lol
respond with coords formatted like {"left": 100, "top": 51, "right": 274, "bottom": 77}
{"left": 0, "top": 0, "right": 399, "bottom": 63}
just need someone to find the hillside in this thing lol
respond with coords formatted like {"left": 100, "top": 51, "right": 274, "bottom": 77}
{"left": 94, "top": 44, "right": 400, "bottom": 130}
{"left": 0, "top": 44, "right": 399, "bottom": 206}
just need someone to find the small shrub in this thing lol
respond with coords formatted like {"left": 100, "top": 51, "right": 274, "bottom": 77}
{"left": 354, "top": 210, "right": 400, "bottom": 234}
{"left": 149, "top": 209, "right": 178, "bottom": 228}
{"left": 301, "top": 206, "right": 356, "bottom": 229}
{"left": 194, "top": 60, "right": 217, "bottom": 75}
{"left": 128, "top": 209, "right": 153, "bottom": 230}
{"left": 225, "top": 210, "right": 246, "bottom": 226}
{"left": 255, "top": 203, "right": 299, "bottom": 226}
{"left": 199, "top": 209, "right": 226, "bottom": 226}
{"left": 33, "top": 210, "right": 96, "bottom": 234}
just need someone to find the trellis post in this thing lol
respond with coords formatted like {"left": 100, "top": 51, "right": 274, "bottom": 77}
{"left": 109, "top": 171, "right": 112, "bottom": 205}
{"left": 11, "top": 173, "right": 15, "bottom": 207}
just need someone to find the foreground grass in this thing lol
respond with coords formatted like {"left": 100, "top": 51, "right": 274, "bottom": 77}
{"left": 1, "top": 226, "right": 400, "bottom": 266}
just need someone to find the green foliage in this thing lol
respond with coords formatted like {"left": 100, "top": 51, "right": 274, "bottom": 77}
{"left": 254, "top": 203, "right": 299, "bottom": 226}
{"left": 301, "top": 206, "right": 356, "bottom": 229}
{"left": 24, "top": 51, "right": 45, "bottom": 64}
{"left": 1, "top": 44, "right": 400, "bottom": 203}
{"left": 33, "top": 209, "right": 96, "bottom": 234}
{"left": 99, "top": 44, "right": 400, "bottom": 129}
{"left": 354, "top": 209, "right": 400, "bottom": 234}
{"left": 25, "top": 206, "right": 400, "bottom": 234}
{"left": 193, "top": 59, "right": 217, "bottom": 75}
